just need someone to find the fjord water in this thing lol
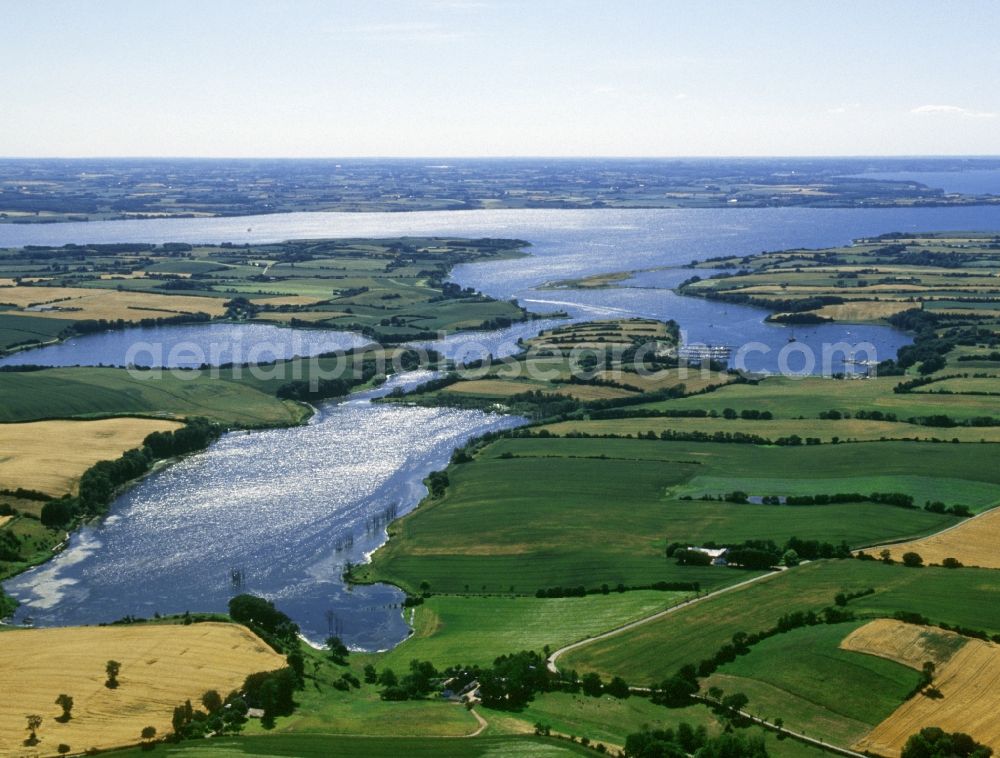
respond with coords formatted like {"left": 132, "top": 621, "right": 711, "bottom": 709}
{"left": 10, "top": 205, "right": 1000, "bottom": 370}
{"left": 0, "top": 321, "right": 371, "bottom": 368}
{"left": 6, "top": 205, "right": 1000, "bottom": 647}
{"left": 4, "top": 371, "right": 524, "bottom": 647}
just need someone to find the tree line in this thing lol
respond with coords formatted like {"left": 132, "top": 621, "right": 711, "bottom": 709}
{"left": 40, "top": 418, "right": 222, "bottom": 529}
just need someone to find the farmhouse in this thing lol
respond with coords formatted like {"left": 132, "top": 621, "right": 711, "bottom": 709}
{"left": 692, "top": 547, "right": 729, "bottom": 566}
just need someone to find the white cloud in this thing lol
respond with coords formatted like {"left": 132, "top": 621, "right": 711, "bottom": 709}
{"left": 334, "top": 22, "right": 468, "bottom": 43}
{"left": 827, "top": 102, "right": 861, "bottom": 114}
{"left": 427, "top": 1, "right": 493, "bottom": 9}
{"left": 910, "top": 104, "right": 996, "bottom": 119}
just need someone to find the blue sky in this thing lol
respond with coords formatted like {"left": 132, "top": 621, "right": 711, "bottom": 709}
{"left": 3, "top": 0, "right": 999, "bottom": 157}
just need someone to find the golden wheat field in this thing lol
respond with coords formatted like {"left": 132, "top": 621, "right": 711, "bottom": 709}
{"left": 596, "top": 368, "right": 735, "bottom": 393}
{"left": 813, "top": 300, "right": 914, "bottom": 322}
{"left": 846, "top": 621, "right": 1000, "bottom": 755}
{"left": 840, "top": 618, "right": 968, "bottom": 669}
{"left": 0, "top": 623, "right": 286, "bottom": 757}
{"left": 253, "top": 310, "right": 347, "bottom": 323}
{"left": 873, "top": 507, "right": 1000, "bottom": 569}
{"left": 0, "top": 418, "right": 182, "bottom": 496}
{"left": 253, "top": 294, "right": 331, "bottom": 306}
{"left": 0, "top": 285, "right": 227, "bottom": 321}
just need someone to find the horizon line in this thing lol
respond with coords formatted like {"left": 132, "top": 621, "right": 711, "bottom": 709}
{"left": 3, "top": 154, "right": 1000, "bottom": 161}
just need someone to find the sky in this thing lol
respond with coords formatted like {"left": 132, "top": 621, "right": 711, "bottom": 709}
{"left": 3, "top": 0, "right": 1000, "bottom": 157}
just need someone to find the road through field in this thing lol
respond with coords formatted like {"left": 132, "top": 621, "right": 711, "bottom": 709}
{"left": 545, "top": 566, "right": 790, "bottom": 674}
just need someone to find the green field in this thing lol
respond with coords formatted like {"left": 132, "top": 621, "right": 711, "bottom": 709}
{"left": 681, "top": 234, "right": 1000, "bottom": 330}
{"left": 0, "top": 237, "right": 531, "bottom": 346}
{"left": 110, "top": 734, "right": 595, "bottom": 757}
{"left": 706, "top": 622, "right": 920, "bottom": 745}
{"left": 491, "top": 437, "right": 1000, "bottom": 509}
{"left": 0, "top": 367, "right": 306, "bottom": 426}
{"left": 362, "top": 435, "right": 991, "bottom": 597}
{"left": 634, "top": 375, "right": 1000, "bottom": 423}
{"left": 0, "top": 312, "right": 74, "bottom": 352}
{"left": 561, "top": 560, "right": 1000, "bottom": 683}
{"left": 0, "top": 513, "right": 63, "bottom": 580}
{"left": 374, "top": 592, "right": 690, "bottom": 670}
{"left": 542, "top": 414, "right": 1000, "bottom": 443}
{"left": 486, "top": 692, "right": 719, "bottom": 748}
{"left": 361, "top": 442, "right": 751, "bottom": 595}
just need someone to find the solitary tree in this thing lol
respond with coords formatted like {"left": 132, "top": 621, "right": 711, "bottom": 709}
{"left": 902, "top": 552, "right": 924, "bottom": 568}
{"left": 921, "top": 660, "right": 936, "bottom": 689}
{"left": 55, "top": 694, "right": 74, "bottom": 722}
{"left": 105, "top": 660, "right": 121, "bottom": 689}
{"left": 581, "top": 672, "right": 603, "bottom": 697}
{"left": 325, "top": 635, "right": 349, "bottom": 665}
{"left": 201, "top": 690, "right": 223, "bottom": 713}
{"left": 141, "top": 725, "right": 157, "bottom": 742}
{"left": 721, "top": 692, "right": 749, "bottom": 723}
{"left": 25, "top": 714, "right": 42, "bottom": 746}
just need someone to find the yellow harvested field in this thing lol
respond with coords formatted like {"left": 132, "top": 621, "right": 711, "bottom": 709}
{"left": 98, "top": 271, "right": 148, "bottom": 280}
{"left": 847, "top": 620, "right": 1000, "bottom": 755}
{"left": 0, "top": 623, "right": 285, "bottom": 757}
{"left": 443, "top": 378, "right": 547, "bottom": 397}
{"left": 254, "top": 310, "right": 346, "bottom": 323}
{"left": 0, "top": 515, "right": 11, "bottom": 528}
{"left": 0, "top": 285, "right": 227, "bottom": 321}
{"left": 596, "top": 368, "right": 734, "bottom": 394}
{"left": 442, "top": 378, "right": 634, "bottom": 401}
{"left": 548, "top": 384, "right": 635, "bottom": 401}
{"left": 813, "top": 300, "right": 914, "bottom": 322}
{"left": 871, "top": 507, "right": 1000, "bottom": 569}
{"left": 0, "top": 418, "right": 182, "bottom": 496}
{"left": 840, "top": 618, "right": 967, "bottom": 669}
{"left": 255, "top": 294, "right": 330, "bottom": 306}
{"left": 537, "top": 415, "right": 1000, "bottom": 443}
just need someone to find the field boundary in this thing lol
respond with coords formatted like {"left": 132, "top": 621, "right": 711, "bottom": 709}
{"left": 546, "top": 567, "right": 788, "bottom": 673}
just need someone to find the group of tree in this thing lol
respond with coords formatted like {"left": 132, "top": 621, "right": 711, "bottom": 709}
{"left": 171, "top": 688, "right": 251, "bottom": 736}
{"left": 376, "top": 659, "right": 441, "bottom": 701}
{"left": 477, "top": 651, "right": 553, "bottom": 709}
{"left": 225, "top": 594, "right": 305, "bottom": 726}
{"left": 624, "top": 725, "right": 768, "bottom": 758}
{"left": 426, "top": 470, "right": 449, "bottom": 498}
{"left": 669, "top": 537, "right": 852, "bottom": 569}
{"left": 276, "top": 370, "right": 376, "bottom": 404}
{"left": 228, "top": 594, "right": 302, "bottom": 657}
{"left": 902, "top": 727, "right": 992, "bottom": 758}
{"left": 536, "top": 581, "right": 699, "bottom": 598}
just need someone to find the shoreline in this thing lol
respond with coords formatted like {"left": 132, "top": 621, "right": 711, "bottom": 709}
{"left": 5, "top": 193, "right": 1000, "bottom": 227}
